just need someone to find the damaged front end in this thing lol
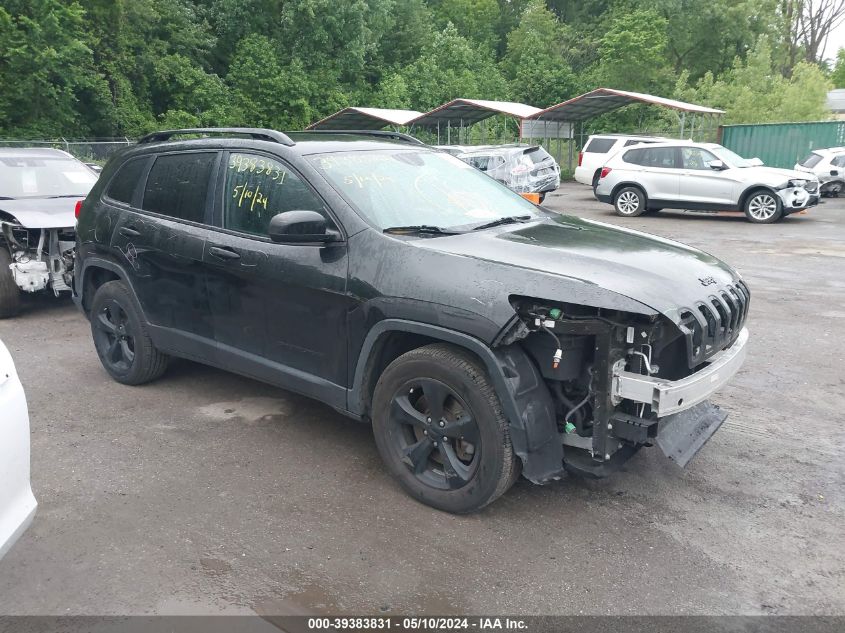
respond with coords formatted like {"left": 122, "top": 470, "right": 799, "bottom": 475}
{"left": 502, "top": 293, "right": 749, "bottom": 480}
{"left": 1, "top": 219, "right": 75, "bottom": 296}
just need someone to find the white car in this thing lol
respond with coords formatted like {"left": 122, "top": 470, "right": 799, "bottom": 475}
{"left": 0, "top": 148, "right": 98, "bottom": 318}
{"left": 0, "top": 338, "right": 37, "bottom": 560}
{"left": 574, "top": 134, "right": 665, "bottom": 188}
{"left": 794, "top": 147, "right": 845, "bottom": 197}
{"left": 595, "top": 140, "right": 820, "bottom": 223}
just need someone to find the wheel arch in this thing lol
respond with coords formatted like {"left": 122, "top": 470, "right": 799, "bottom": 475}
{"left": 739, "top": 185, "right": 778, "bottom": 211}
{"left": 77, "top": 258, "right": 141, "bottom": 318}
{"left": 350, "top": 319, "right": 563, "bottom": 484}
{"left": 610, "top": 181, "right": 648, "bottom": 202}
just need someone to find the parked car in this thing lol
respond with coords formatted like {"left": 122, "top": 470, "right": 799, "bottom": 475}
{"left": 794, "top": 147, "right": 845, "bottom": 197}
{"left": 0, "top": 337, "right": 37, "bottom": 560}
{"left": 0, "top": 148, "right": 99, "bottom": 317}
{"left": 574, "top": 134, "right": 665, "bottom": 190}
{"left": 75, "top": 127, "right": 749, "bottom": 513}
{"left": 455, "top": 144, "right": 560, "bottom": 202}
{"left": 595, "top": 140, "right": 820, "bottom": 223}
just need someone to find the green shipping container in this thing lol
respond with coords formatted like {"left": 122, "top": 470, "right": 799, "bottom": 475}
{"left": 720, "top": 121, "right": 845, "bottom": 169}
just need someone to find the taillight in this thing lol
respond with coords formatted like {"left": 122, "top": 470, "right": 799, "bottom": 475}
{"left": 600, "top": 167, "right": 612, "bottom": 179}
{"left": 74, "top": 199, "right": 84, "bottom": 219}
{"left": 578, "top": 152, "right": 583, "bottom": 167}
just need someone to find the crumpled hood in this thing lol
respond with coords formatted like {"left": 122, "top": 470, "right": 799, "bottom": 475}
{"left": 415, "top": 214, "right": 742, "bottom": 324}
{"left": 740, "top": 165, "right": 814, "bottom": 184}
{"left": 0, "top": 197, "right": 80, "bottom": 229}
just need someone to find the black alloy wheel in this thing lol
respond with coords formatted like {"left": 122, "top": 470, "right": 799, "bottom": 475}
{"left": 388, "top": 377, "right": 480, "bottom": 491}
{"left": 92, "top": 298, "right": 136, "bottom": 373}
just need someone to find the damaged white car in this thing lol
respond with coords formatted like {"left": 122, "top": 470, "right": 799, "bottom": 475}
{"left": 0, "top": 148, "right": 97, "bottom": 317}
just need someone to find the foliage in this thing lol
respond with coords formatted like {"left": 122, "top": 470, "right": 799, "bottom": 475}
{"left": 675, "top": 36, "right": 832, "bottom": 124}
{"left": 0, "top": 0, "right": 836, "bottom": 139}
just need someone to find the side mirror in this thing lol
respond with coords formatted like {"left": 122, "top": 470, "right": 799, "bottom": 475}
{"left": 268, "top": 210, "right": 338, "bottom": 243}
{"left": 707, "top": 159, "right": 726, "bottom": 171}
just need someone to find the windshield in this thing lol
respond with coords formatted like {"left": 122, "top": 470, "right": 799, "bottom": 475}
{"left": 710, "top": 145, "right": 755, "bottom": 168}
{"left": 308, "top": 150, "right": 541, "bottom": 231}
{"left": 0, "top": 155, "right": 97, "bottom": 198}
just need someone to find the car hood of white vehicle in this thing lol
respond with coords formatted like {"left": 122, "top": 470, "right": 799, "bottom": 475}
{"left": 736, "top": 165, "right": 815, "bottom": 185}
{"left": 0, "top": 197, "right": 81, "bottom": 229}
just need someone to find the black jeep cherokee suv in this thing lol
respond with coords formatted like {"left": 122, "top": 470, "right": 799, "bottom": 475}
{"left": 74, "top": 128, "right": 750, "bottom": 513}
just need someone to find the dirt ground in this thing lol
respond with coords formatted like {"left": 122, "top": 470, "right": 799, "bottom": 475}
{"left": 0, "top": 182, "right": 842, "bottom": 616}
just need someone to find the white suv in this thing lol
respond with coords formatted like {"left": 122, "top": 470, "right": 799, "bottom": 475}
{"left": 574, "top": 134, "right": 665, "bottom": 189}
{"left": 794, "top": 147, "right": 845, "bottom": 197}
{"left": 595, "top": 140, "right": 820, "bottom": 223}
{"left": 0, "top": 338, "right": 37, "bottom": 560}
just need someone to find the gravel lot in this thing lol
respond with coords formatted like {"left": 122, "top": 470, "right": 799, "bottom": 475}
{"left": 0, "top": 182, "right": 842, "bottom": 616}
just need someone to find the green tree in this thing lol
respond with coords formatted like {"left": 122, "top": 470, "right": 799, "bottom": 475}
{"left": 226, "top": 34, "right": 314, "bottom": 129}
{"left": 395, "top": 24, "right": 508, "bottom": 110}
{"left": 831, "top": 48, "right": 845, "bottom": 88}
{"left": 0, "top": 0, "right": 111, "bottom": 137}
{"left": 675, "top": 36, "right": 832, "bottom": 124}
{"left": 592, "top": 8, "right": 672, "bottom": 94}
{"left": 501, "top": 0, "right": 578, "bottom": 107}
{"left": 429, "top": 0, "right": 502, "bottom": 52}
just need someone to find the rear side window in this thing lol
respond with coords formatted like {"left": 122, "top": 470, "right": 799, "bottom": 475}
{"left": 583, "top": 138, "right": 616, "bottom": 153}
{"left": 223, "top": 152, "right": 326, "bottom": 237}
{"left": 799, "top": 153, "right": 823, "bottom": 168}
{"left": 142, "top": 152, "right": 216, "bottom": 223}
{"left": 635, "top": 147, "right": 677, "bottom": 168}
{"left": 105, "top": 158, "right": 147, "bottom": 204}
{"left": 524, "top": 147, "right": 552, "bottom": 164}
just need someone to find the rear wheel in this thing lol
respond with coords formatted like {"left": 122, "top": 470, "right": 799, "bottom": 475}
{"left": 744, "top": 190, "right": 782, "bottom": 223}
{"left": 0, "top": 248, "right": 22, "bottom": 319}
{"left": 371, "top": 343, "right": 518, "bottom": 514}
{"left": 614, "top": 186, "right": 646, "bottom": 217}
{"left": 90, "top": 280, "right": 169, "bottom": 385}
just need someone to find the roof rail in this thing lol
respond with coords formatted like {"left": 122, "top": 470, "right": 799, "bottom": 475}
{"left": 138, "top": 127, "right": 295, "bottom": 146}
{"left": 302, "top": 129, "right": 426, "bottom": 145}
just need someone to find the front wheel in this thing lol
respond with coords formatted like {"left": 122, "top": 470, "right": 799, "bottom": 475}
{"left": 0, "top": 249, "right": 22, "bottom": 319}
{"left": 371, "top": 344, "right": 519, "bottom": 514}
{"left": 744, "top": 190, "right": 782, "bottom": 223}
{"left": 614, "top": 186, "right": 647, "bottom": 217}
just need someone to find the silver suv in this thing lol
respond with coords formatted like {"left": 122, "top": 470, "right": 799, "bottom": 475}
{"left": 595, "top": 141, "right": 820, "bottom": 223}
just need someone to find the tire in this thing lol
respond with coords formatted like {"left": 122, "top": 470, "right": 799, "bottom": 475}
{"left": 0, "top": 248, "right": 22, "bottom": 319}
{"left": 90, "top": 280, "right": 169, "bottom": 385}
{"left": 743, "top": 190, "right": 782, "bottom": 223}
{"left": 614, "top": 186, "right": 647, "bottom": 217}
{"left": 371, "top": 343, "right": 518, "bottom": 514}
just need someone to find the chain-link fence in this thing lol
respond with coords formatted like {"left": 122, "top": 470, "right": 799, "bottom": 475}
{"left": 0, "top": 138, "right": 134, "bottom": 164}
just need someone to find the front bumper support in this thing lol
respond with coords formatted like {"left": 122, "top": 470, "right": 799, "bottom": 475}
{"left": 611, "top": 328, "right": 749, "bottom": 417}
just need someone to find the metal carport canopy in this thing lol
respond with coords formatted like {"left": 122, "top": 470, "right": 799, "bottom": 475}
{"left": 526, "top": 88, "right": 724, "bottom": 122}
{"left": 307, "top": 107, "right": 424, "bottom": 130}
{"left": 409, "top": 99, "right": 542, "bottom": 127}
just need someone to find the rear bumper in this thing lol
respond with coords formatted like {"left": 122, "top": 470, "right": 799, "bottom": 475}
{"left": 596, "top": 193, "right": 612, "bottom": 204}
{"left": 612, "top": 328, "right": 749, "bottom": 418}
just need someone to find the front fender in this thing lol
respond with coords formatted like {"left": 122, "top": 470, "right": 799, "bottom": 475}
{"left": 350, "top": 319, "right": 564, "bottom": 484}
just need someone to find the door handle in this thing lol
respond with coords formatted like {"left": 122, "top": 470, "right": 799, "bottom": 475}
{"left": 119, "top": 226, "right": 141, "bottom": 238}
{"left": 209, "top": 246, "right": 241, "bottom": 261}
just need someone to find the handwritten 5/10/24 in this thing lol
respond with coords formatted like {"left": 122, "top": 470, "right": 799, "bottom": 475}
{"left": 233, "top": 183, "right": 268, "bottom": 212}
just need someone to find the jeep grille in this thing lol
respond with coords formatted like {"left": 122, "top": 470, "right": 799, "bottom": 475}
{"left": 678, "top": 280, "right": 750, "bottom": 368}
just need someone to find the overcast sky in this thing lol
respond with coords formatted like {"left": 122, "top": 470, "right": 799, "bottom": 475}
{"left": 824, "top": 20, "right": 845, "bottom": 62}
